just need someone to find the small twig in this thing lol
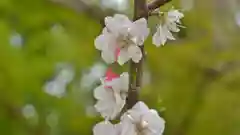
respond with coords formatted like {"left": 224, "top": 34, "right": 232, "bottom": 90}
{"left": 148, "top": 11, "right": 161, "bottom": 17}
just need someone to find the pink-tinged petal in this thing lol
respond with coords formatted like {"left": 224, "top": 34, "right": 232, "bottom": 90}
{"left": 115, "top": 47, "right": 121, "bottom": 61}
{"left": 105, "top": 68, "right": 119, "bottom": 82}
{"left": 103, "top": 68, "right": 120, "bottom": 89}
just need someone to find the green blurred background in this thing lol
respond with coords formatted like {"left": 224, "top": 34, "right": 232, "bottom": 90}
{"left": 1, "top": 0, "right": 240, "bottom": 135}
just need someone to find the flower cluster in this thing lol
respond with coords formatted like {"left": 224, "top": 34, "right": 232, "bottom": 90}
{"left": 95, "top": 14, "right": 149, "bottom": 65}
{"left": 153, "top": 8, "right": 184, "bottom": 46}
{"left": 93, "top": 7, "right": 184, "bottom": 135}
{"left": 95, "top": 9, "right": 184, "bottom": 65}
{"left": 94, "top": 68, "right": 129, "bottom": 120}
{"left": 93, "top": 102, "right": 165, "bottom": 135}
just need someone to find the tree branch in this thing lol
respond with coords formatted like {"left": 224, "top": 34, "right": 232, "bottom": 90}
{"left": 147, "top": 0, "right": 172, "bottom": 11}
{"left": 126, "top": 0, "right": 172, "bottom": 110}
{"left": 126, "top": 0, "right": 147, "bottom": 110}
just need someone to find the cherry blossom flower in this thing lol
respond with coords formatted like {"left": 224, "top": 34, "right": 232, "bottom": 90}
{"left": 94, "top": 70, "right": 129, "bottom": 120}
{"left": 95, "top": 14, "right": 149, "bottom": 65}
{"left": 153, "top": 8, "right": 184, "bottom": 46}
{"left": 119, "top": 101, "right": 165, "bottom": 135}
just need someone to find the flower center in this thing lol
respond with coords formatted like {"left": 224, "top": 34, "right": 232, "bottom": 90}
{"left": 116, "top": 28, "right": 136, "bottom": 49}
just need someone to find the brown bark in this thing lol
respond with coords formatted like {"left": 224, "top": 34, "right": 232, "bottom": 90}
{"left": 126, "top": 0, "right": 172, "bottom": 109}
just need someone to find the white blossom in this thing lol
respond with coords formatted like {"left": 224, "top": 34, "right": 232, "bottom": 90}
{"left": 153, "top": 8, "right": 184, "bottom": 46}
{"left": 22, "top": 104, "right": 37, "bottom": 119}
{"left": 44, "top": 63, "right": 75, "bottom": 98}
{"left": 94, "top": 71, "right": 129, "bottom": 120}
{"left": 44, "top": 80, "right": 66, "bottom": 98}
{"left": 153, "top": 24, "right": 175, "bottom": 47}
{"left": 120, "top": 101, "right": 165, "bottom": 135}
{"left": 55, "top": 63, "right": 75, "bottom": 84}
{"left": 95, "top": 14, "right": 149, "bottom": 65}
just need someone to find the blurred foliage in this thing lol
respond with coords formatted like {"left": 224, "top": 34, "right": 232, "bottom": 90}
{"left": 0, "top": 0, "right": 240, "bottom": 135}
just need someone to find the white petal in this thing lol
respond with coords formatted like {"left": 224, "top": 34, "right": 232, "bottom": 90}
{"left": 113, "top": 92, "right": 125, "bottom": 117}
{"left": 93, "top": 121, "right": 117, "bottom": 135}
{"left": 126, "top": 101, "right": 150, "bottom": 122}
{"left": 162, "top": 25, "right": 175, "bottom": 41}
{"left": 166, "top": 22, "right": 180, "bottom": 32}
{"left": 152, "top": 28, "right": 162, "bottom": 47}
{"left": 142, "top": 110, "right": 165, "bottom": 135}
{"left": 128, "top": 45, "right": 142, "bottom": 63}
{"left": 114, "top": 14, "right": 132, "bottom": 26}
{"left": 105, "top": 16, "right": 117, "bottom": 33}
{"left": 159, "top": 25, "right": 169, "bottom": 45}
{"left": 110, "top": 78, "right": 122, "bottom": 92}
{"left": 94, "top": 86, "right": 125, "bottom": 119}
{"left": 101, "top": 50, "right": 115, "bottom": 64}
{"left": 95, "top": 100, "right": 115, "bottom": 119}
{"left": 93, "top": 85, "right": 112, "bottom": 100}
{"left": 105, "top": 14, "right": 132, "bottom": 35}
{"left": 120, "top": 117, "right": 138, "bottom": 135}
{"left": 117, "top": 49, "right": 130, "bottom": 65}
{"left": 102, "top": 27, "right": 108, "bottom": 34}
{"left": 95, "top": 34, "right": 107, "bottom": 50}
{"left": 131, "top": 18, "right": 150, "bottom": 45}
{"left": 131, "top": 101, "right": 149, "bottom": 113}
{"left": 167, "top": 9, "right": 184, "bottom": 23}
